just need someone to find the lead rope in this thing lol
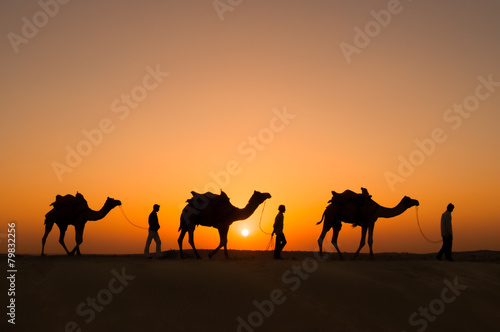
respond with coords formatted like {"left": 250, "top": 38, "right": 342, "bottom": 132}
{"left": 119, "top": 206, "right": 149, "bottom": 230}
{"left": 258, "top": 200, "right": 271, "bottom": 235}
{"left": 258, "top": 201, "right": 275, "bottom": 250}
{"left": 265, "top": 237, "right": 275, "bottom": 251}
{"left": 415, "top": 206, "right": 441, "bottom": 244}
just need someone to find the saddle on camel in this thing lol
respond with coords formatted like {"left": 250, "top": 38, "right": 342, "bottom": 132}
{"left": 48, "top": 192, "right": 88, "bottom": 218}
{"left": 182, "top": 190, "right": 231, "bottom": 226}
{"left": 328, "top": 188, "right": 373, "bottom": 226}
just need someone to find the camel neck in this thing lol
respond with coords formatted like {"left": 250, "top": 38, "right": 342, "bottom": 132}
{"left": 87, "top": 202, "right": 113, "bottom": 221}
{"left": 376, "top": 199, "right": 409, "bottom": 219}
{"left": 233, "top": 199, "right": 261, "bottom": 221}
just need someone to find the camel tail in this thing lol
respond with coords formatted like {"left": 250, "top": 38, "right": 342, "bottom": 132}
{"left": 178, "top": 208, "right": 187, "bottom": 232}
{"left": 44, "top": 209, "right": 55, "bottom": 224}
{"left": 44, "top": 216, "right": 56, "bottom": 227}
{"left": 178, "top": 216, "right": 188, "bottom": 232}
{"left": 316, "top": 211, "right": 326, "bottom": 225}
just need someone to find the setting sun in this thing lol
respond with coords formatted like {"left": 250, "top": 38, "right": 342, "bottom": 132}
{"left": 241, "top": 229, "right": 249, "bottom": 237}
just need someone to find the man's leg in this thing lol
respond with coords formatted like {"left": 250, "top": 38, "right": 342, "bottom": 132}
{"left": 280, "top": 234, "right": 287, "bottom": 252}
{"left": 275, "top": 234, "right": 286, "bottom": 259}
{"left": 274, "top": 235, "right": 280, "bottom": 258}
{"left": 445, "top": 236, "right": 453, "bottom": 261}
{"left": 154, "top": 232, "right": 162, "bottom": 256}
{"left": 144, "top": 231, "right": 153, "bottom": 256}
{"left": 437, "top": 237, "right": 446, "bottom": 260}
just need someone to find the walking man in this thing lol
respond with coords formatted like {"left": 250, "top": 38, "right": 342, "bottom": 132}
{"left": 437, "top": 203, "right": 454, "bottom": 261}
{"left": 272, "top": 205, "right": 287, "bottom": 259}
{"left": 144, "top": 204, "right": 161, "bottom": 258}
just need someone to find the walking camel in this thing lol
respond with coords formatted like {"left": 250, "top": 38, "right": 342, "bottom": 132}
{"left": 41, "top": 193, "right": 122, "bottom": 256}
{"left": 317, "top": 189, "right": 419, "bottom": 259}
{"left": 178, "top": 190, "right": 271, "bottom": 259}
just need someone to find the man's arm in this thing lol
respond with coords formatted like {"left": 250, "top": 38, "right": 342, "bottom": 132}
{"left": 446, "top": 215, "right": 452, "bottom": 236}
{"left": 442, "top": 213, "right": 452, "bottom": 237}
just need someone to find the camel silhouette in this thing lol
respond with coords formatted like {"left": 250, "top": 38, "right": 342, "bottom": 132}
{"left": 41, "top": 193, "right": 121, "bottom": 256}
{"left": 178, "top": 190, "right": 271, "bottom": 259}
{"left": 317, "top": 189, "right": 419, "bottom": 259}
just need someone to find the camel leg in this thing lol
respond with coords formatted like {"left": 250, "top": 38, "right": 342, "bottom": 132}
{"left": 331, "top": 225, "right": 344, "bottom": 260}
{"left": 367, "top": 223, "right": 375, "bottom": 260}
{"left": 208, "top": 236, "right": 224, "bottom": 259}
{"left": 353, "top": 226, "right": 368, "bottom": 260}
{"left": 188, "top": 228, "right": 201, "bottom": 259}
{"left": 41, "top": 221, "right": 54, "bottom": 256}
{"left": 177, "top": 229, "right": 186, "bottom": 259}
{"left": 317, "top": 224, "right": 331, "bottom": 255}
{"left": 209, "top": 227, "right": 228, "bottom": 259}
{"left": 223, "top": 229, "right": 230, "bottom": 258}
{"left": 71, "top": 225, "right": 84, "bottom": 256}
{"left": 58, "top": 226, "right": 72, "bottom": 256}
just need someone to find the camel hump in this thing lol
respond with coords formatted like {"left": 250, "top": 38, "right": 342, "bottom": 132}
{"left": 50, "top": 192, "right": 88, "bottom": 210}
{"left": 329, "top": 188, "right": 372, "bottom": 203}
{"left": 187, "top": 190, "right": 230, "bottom": 208}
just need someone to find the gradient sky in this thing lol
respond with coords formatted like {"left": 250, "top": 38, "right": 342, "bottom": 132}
{"left": 2, "top": 0, "right": 500, "bottom": 255}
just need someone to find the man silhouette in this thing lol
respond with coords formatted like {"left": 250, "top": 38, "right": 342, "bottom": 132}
{"left": 272, "top": 205, "right": 287, "bottom": 259}
{"left": 144, "top": 204, "right": 161, "bottom": 258}
{"left": 437, "top": 203, "right": 454, "bottom": 261}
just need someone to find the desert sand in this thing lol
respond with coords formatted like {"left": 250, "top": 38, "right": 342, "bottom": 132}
{"left": 6, "top": 250, "right": 500, "bottom": 332}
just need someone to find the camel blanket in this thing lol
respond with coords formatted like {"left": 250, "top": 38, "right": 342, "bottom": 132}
{"left": 328, "top": 189, "right": 373, "bottom": 226}
{"left": 46, "top": 193, "right": 88, "bottom": 220}
{"left": 182, "top": 191, "right": 231, "bottom": 226}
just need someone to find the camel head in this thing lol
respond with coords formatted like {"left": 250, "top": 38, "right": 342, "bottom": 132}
{"left": 402, "top": 196, "right": 419, "bottom": 208}
{"left": 105, "top": 197, "right": 122, "bottom": 209}
{"left": 250, "top": 191, "right": 272, "bottom": 205}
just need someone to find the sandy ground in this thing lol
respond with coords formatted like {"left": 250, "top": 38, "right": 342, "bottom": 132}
{"left": 5, "top": 250, "right": 500, "bottom": 332}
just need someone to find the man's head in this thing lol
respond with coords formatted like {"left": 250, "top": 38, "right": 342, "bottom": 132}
{"left": 278, "top": 205, "right": 286, "bottom": 213}
{"left": 153, "top": 204, "right": 160, "bottom": 212}
{"left": 447, "top": 203, "right": 454, "bottom": 212}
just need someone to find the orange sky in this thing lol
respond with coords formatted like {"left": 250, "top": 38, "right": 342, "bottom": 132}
{"left": 1, "top": 0, "right": 500, "bottom": 255}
